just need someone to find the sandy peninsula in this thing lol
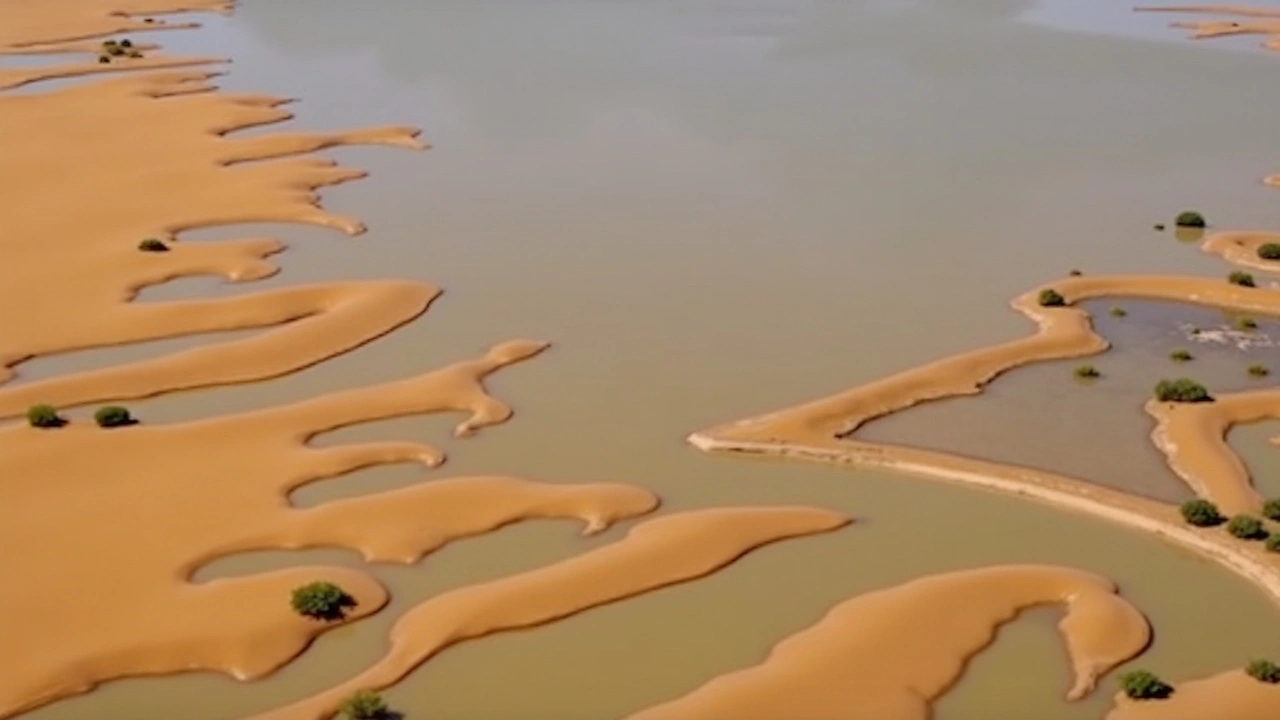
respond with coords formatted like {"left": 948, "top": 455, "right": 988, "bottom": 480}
{"left": 1137, "top": 5, "right": 1280, "bottom": 52}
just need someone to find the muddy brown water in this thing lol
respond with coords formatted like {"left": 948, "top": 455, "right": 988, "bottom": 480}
{"left": 12, "top": 1, "right": 1280, "bottom": 719}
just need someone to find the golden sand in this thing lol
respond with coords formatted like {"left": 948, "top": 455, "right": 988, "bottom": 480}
{"left": 1107, "top": 670, "right": 1280, "bottom": 719}
{"left": 1201, "top": 230, "right": 1280, "bottom": 273}
{"left": 628, "top": 565, "right": 1150, "bottom": 720}
{"left": 249, "top": 507, "right": 851, "bottom": 720}
{"left": 1138, "top": 6, "right": 1280, "bottom": 52}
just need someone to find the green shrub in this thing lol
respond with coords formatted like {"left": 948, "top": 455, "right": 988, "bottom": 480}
{"left": 1235, "top": 317, "right": 1258, "bottom": 331}
{"left": 1179, "top": 499, "right": 1224, "bottom": 527}
{"left": 138, "top": 238, "right": 168, "bottom": 252}
{"left": 1074, "top": 365, "right": 1100, "bottom": 379}
{"left": 1109, "top": 306, "right": 1127, "bottom": 317}
{"left": 1038, "top": 288, "right": 1066, "bottom": 307}
{"left": 93, "top": 406, "right": 135, "bottom": 428}
{"left": 1154, "top": 378, "right": 1211, "bottom": 403}
{"left": 338, "top": 690, "right": 390, "bottom": 720}
{"left": 119, "top": 39, "right": 133, "bottom": 48}
{"left": 1258, "top": 243, "right": 1280, "bottom": 260}
{"left": 1262, "top": 498, "right": 1280, "bottom": 522}
{"left": 1174, "top": 211, "right": 1205, "bottom": 228}
{"left": 1228, "top": 271, "right": 1255, "bottom": 288}
{"left": 1248, "top": 364, "right": 1270, "bottom": 378}
{"left": 1120, "top": 670, "right": 1173, "bottom": 700}
{"left": 98, "top": 55, "right": 110, "bottom": 64}
{"left": 26, "top": 404, "right": 65, "bottom": 429}
{"left": 290, "top": 582, "right": 354, "bottom": 621}
{"left": 1245, "top": 659, "right": 1280, "bottom": 683}
{"left": 1168, "top": 349, "right": 1192, "bottom": 362}
{"left": 1226, "top": 515, "right": 1267, "bottom": 540}
{"left": 1267, "top": 535, "right": 1280, "bottom": 553}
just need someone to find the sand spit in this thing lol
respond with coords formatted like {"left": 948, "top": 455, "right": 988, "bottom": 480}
{"left": 0, "top": 341, "right": 662, "bottom": 717}
{"left": 248, "top": 507, "right": 851, "bottom": 720}
{"left": 0, "top": 67, "right": 434, "bottom": 411}
{"left": 1147, "top": 389, "right": 1280, "bottom": 514}
{"left": 689, "top": 273, "right": 1280, "bottom": 603}
{"left": 1201, "top": 230, "right": 1280, "bottom": 274}
{"left": 628, "top": 565, "right": 1150, "bottom": 720}
{"left": 1107, "top": 669, "right": 1280, "bottom": 719}
{"left": 0, "top": 0, "right": 229, "bottom": 52}
{"left": 1136, "top": 6, "right": 1280, "bottom": 52}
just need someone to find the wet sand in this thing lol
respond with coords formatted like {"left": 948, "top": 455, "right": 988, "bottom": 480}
{"left": 628, "top": 565, "right": 1151, "bottom": 720}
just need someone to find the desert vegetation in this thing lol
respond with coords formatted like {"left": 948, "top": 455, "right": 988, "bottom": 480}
{"left": 26, "top": 404, "right": 65, "bottom": 429}
{"left": 1225, "top": 515, "right": 1267, "bottom": 541}
{"left": 1120, "top": 669, "right": 1173, "bottom": 700}
{"left": 1227, "top": 271, "right": 1255, "bottom": 288}
{"left": 93, "top": 406, "right": 135, "bottom": 428}
{"left": 1168, "top": 349, "right": 1192, "bottom": 363}
{"left": 1153, "top": 378, "right": 1211, "bottom": 403}
{"left": 290, "top": 582, "right": 355, "bottom": 622}
{"left": 1179, "top": 499, "right": 1224, "bottom": 527}
{"left": 1174, "top": 211, "right": 1205, "bottom": 228}
{"left": 138, "top": 238, "right": 168, "bottom": 252}
{"left": 1246, "top": 659, "right": 1280, "bottom": 684}
{"left": 1037, "top": 288, "right": 1065, "bottom": 307}
{"left": 1073, "top": 364, "right": 1100, "bottom": 379}
{"left": 1257, "top": 242, "right": 1280, "bottom": 260}
{"left": 339, "top": 690, "right": 391, "bottom": 720}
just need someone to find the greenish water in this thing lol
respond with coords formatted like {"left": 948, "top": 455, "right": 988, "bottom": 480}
{"left": 13, "top": 1, "right": 1280, "bottom": 719}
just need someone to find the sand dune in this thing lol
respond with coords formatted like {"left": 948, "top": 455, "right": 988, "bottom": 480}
{"left": 628, "top": 565, "right": 1151, "bottom": 720}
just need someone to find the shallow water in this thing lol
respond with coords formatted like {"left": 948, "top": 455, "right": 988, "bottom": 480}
{"left": 15, "top": 1, "right": 1280, "bottom": 719}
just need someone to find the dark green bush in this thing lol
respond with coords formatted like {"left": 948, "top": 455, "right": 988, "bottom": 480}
{"left": 290, "top": 582, "right": 354, "bottom": 621}
{"left": 93, "top": 406, "right": 135, "bottom": 428}
{"left": 1246, "top": 659, "right": 1280, "bottom": 683}
{"left": 138, "top": 238, "right": 168, "bottom": 252}
{"left": 1179, "top": 499, "right": 1224, "bottom": 527}
{"left": 26, "top": 404, "right": 65, "bottom": 429}
{"left": 1168, "top": 349, "right": 1192, "bottom": 363}
{"left": 1267, "top": 535, "right": 1280, "bottom": 553}
{"left": 1248, "top": 364, "right": 1270, "bottom": 378}
{"left": 1154, "top": 378, "right": 1211, "bottom": 403}
{"left": 1262, "top": 498, "right": 1280, "bottom": 522}
{"left": 1174, "top": 211, "right": 1205, "bottom": 228}
{"left": 339, "top": 690, "right": 390, "bottom": 720}
{"left": 1258, "top": 243, "right": 1280, "bottom": 260}
{"left": 1228, "top": 271, "right": 1256, "bottom": 288}
{"left": 1074, "top": 365, "right": 1100, "bottom": 379}
{"left": 1038, "top": 288, "right": 1066, "bottom": 307}
{"left": 1235, "top": 317, "right": 1258, "bottom": 331}
{"left": 120, "top": 39, "right": 133, "bottom": 48}
{"left": 1109, "top": 306, "right": 1127, "bottom": 317}
{"left": 1226, "top": 515, "right": 1267, "bottom": 540}
{"left": 1120, "top": 670, "right": 1173, "bottom": 700}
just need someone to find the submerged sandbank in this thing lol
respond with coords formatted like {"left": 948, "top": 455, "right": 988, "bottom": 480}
{"left": 248, "top": 507, "right": 850, "bottom": 720}
{"left": 627, "top": 564, "right": 1149, "bottom": 720}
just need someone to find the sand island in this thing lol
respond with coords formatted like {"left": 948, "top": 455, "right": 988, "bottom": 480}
{"left": 2, "top": 1, "right": 1278, "bottom": 719}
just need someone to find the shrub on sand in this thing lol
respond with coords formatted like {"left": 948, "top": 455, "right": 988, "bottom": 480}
{"left": 1245, "top": 659, "right": 1280, "bottom": 683}
{"left": 26, "top": 404, "right": 65, "bottom": 429}
{"left": 1120, "top": 670, "right": 1173, "bottom": 700}
{"left": 93, "top": 406, "right": 135, "bottom": 428}
{"left": 1236, "top": 317, "right": 1259, "bottom": 331}
{"left": 138, "top": 238, "right": 168, "bottom": 252}
{"left": 1228, "top": 271, "right": 1255, "bottom": 288}
{"left": 1262, "top": 498, "right": 1280, "bottom": 522}
{"left": 1226, "top": 515, "right": 1267, "bottom": 540}
{"left": 1038, "top": 288, "right": 1066, "bottom": 307}
{"left": 290, "top": 581, "right": 354, "bottom": 621}
{"left": 1258, "top": 243, "right": 1280, "bottom": 260}
{"left": 338, "top": 690, "right": 390, "bottom": 720}
{"left": 1267, "top": 535, "right": 1280, "bottom": 553}
{"left": 1179, "top": 499, "right": 1224, "bottom": 527}
{"left": 1174, "top": 211, "right": 1205, "bottom": 228}
{"left": 1154, "top": 378, "right": 1210, "bottom": 403}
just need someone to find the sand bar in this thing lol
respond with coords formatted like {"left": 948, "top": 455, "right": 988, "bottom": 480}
{"left": 248, "top": 507, "right": 851, "bottom": 720}
{"left": 1107, "top": 669, "right": 1280, "bottom": 719}
{"left": 1136, "top": 5, "right": 1280, "bottom": 51}
{"left": 628, "top": 565, "right": 1150, "bottom": 720}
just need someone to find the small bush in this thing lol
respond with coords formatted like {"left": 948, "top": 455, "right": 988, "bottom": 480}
{"left": 1154, "top": 378, "right": 1211, "bottom": 403}
{"left": 1246, "top": 659, "right": 1280, "bottom": 683}
{"left": 1248, "top": 364, "right": 1270, "bottom": 378}
{"left": 1074, "top": 365, "right": 1100, "bottom": 379}
{"left": 1258, "top": 243, "right": 1280, "bottom": 260}
{"left": 1226, "top": 515, "right": 1267, "bottom": 540}
{"left": 290, "top": 581, "right": 354, "bottom": 621}
{"left": 1262, "top": 498, "right": 1280, "bottom": 522}
{"left": 1267, "top": 535, "right": 1280, "bottom": 553}
{"left": 127, "top": 50, "right": 142, "bottom": 58}
{"left": 339, "top": 690, "right": 390, "bottom": 720}
{"left": 138, "top": 238, "right": 168, "bottom": 252}
{"left": 1069, "top": 269, "right": 1082, "bottom": 276}
{"left": 1236, "top": 317, "right": 1259, "bottom": 331}
{"left": 1179, "top": 499, "right": 1224, "bottom": 527}
{"left": 1120, "top": 670, "right": 1173, "bottom": 700}
{"left": 98, "top": 55, "right": 110, "bottom": 64}
{"left": 1038, "top": 288, "right": 1066, "bottom": 307}
{"left": 93, "top": 406, "right": 135, "bottom": 428}
{"left": 1153, "top": 223, "right": 1165, "bottom": 231}
{"left": 1168, "top": 349, "right": 1193, "bottom": 362}
{"left": 1109, "top": 306, "right": 1127, "bottom": 317}
{"left": 103, "top": 43, "right": 126, "bottom": 57}
{"left": 1228, "top": 271, "right": 1256, "bottom": 288}
{"left": 120, "top": 39, "right": 133, "bottom": 48}
{"left": 26, "top": 404, "right": 65, "bottom": 429}
{"left": 1174, "top": 211, "right": 1205, "bottom": 228}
